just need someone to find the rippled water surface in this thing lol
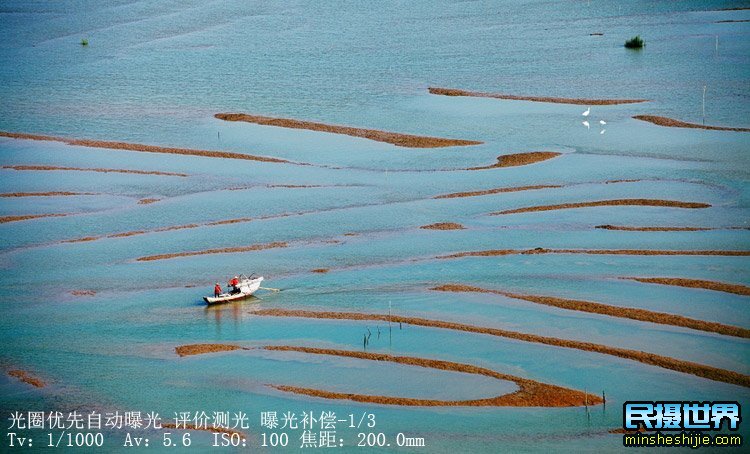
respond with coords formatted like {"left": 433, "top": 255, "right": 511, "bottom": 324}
{"left": 1, "top": 1, "right": 749, "bottom": 452}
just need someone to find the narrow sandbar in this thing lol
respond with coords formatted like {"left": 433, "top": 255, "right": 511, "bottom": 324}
{"left": 493, "top": 199, "right": 710, "bottom": 215}
{"left": 431, "top": 284, "right": 749, "bottom": 338}
{"left": 468, "top": 152, "right": 560, "bottom": 170}
{"left": 429, "top": 87, "right": 649, "bottom": 105}
{"left": 435, "top": 184, "right": 562, "bottom": 199}
{"left": 136, "top": 241, "right": 287, "bottom": 262}
{"left": 624, "top": 277, "right": 750, "bottom": 297}
{"left": 215, "top": 113, "right": 482, "bottom": 148}
{"left": 252, "top": 309, "right": 750, "bottom": 388}
{"left": 264, "top": 346, "right": 598, "bottom": 407}
{"left": 420, "top": 222, "right": 465, "bottom": 230}
{"left": 633, "top": 115, "right": 750, "bottom": 132}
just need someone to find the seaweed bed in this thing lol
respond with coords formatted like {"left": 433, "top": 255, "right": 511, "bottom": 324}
{"left": 467, "top": 152, "right": 560, "bottom": 170}
{"left": 596, "top": 225, "right": 716, "bottom": 232}
{"left": 435, "top": 184, "right": 562, "bottom": 199}
{"left": 264, "top": 346, "right": 599, "bottom": 407}
{"left": 632, "top": 115, "right": 750, "bottom": 132}
{"left": 439, "top": 247, "right": 750, "bottom": 259}
{"left": 492, "top": 199, "right": 710, "bottom": 215}
{"left": 175, "top": 344, "right": 245, "bottom": 357}
{"left": 0, "top": 213, "right": 70, "bottom": 224}
{"left": 70, "top": 290, "right": 97, "bottom": 296}
{"left": 173, "top": 343, "right": 599, "bottom": 407}
{"left": 420, "top": 222, "right": 465, "bottom": 230}
{"left": 624, "top": 277, "right": 750, "bottom": 296}
{"left": 0, "top": 191, "right": 95, "bottom": 197}
{"left": 251, "top": 309, "right": 750, "bottom": 388}
{"left": 3, "top": 164, "right": 187, "bottom": 177}
{"left": 8, "top": 369, "right": 45, "bottom": 388}
{"left": 429, "top": 87, "right": 649, "bottom": 105}
{"left": 0, "top": 131, "right": 296, "bottom": 164}
{"left": 214, "top": 113, "right": 482, "bottom": 148}
{"left": 431, "top": 284, "right": 749, "bottom": 338}
{"left": 136, "top": 241, "right": 288, "bottom": 262}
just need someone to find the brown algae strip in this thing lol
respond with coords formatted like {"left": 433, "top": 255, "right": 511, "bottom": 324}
{"left": 3, "top": 165, "right": 187, "bottom": 177}
{"left": 624, "top": 277, "right": 750, "bottom": 297}
{"left": 596, "top": 225, "right": 715, "bottom": 232}
{"left": 8, "top": 369, "right": 45, "bottom": 388}
{"left": 468, "top": 152, "right": 561, "bottom": 170}
{"left": 176, "top": 344, "right": 246, "bottom": 357}
{"left": 0, "top": 131, "right": 297, "bottom": 164}
{"left": 214, "top": 113, "right": 482, "bottom": 148}
{"left": 435, "top": 184, "right": 563, "bottom": 199}
{"left": 431, "top": 284, "right": 749, "bottom": 338}
{"left": 252, "top": 309, "right": 750, "bottom": 388}
{"left": 0, "top": 213, "right": 70, "bottom": 224}
{"left": 136, "top": 241, "right": 287, "bottom": 262}
{"left": 264, "top": 346, "right": 599, "bottom": 407}
{"left": 429, "top": 87, "right": 649, "bottom": 105}
{"left": 492, "top": 199, "right": 711, "bottom": 215}
{"left": 439, "top": 248, "right": 750, "bottom": 259}
{"left": 173, "top": 343, "right": 599, "bottom": 407}
{"left": 420, "top": 222, "right": 465, "bottom": 230}
{"left": 632, "top": 116, "right": 750, "bottom": 132}
{"left": 0, "top": 191, "right": 96, "bottom": 197}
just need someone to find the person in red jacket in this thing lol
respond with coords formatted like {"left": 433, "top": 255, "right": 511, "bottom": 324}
{"left": 214, "top": 282, "right": 222, "bottom": 297}
{"left": 229, "top": 276, "right": 240, "bottom": 294}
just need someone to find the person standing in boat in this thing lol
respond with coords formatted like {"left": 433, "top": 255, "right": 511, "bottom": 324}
{"left": 214, "top": 282, "right": 222, "bottom": 298}
{"left": 229, "top": 276, "right": 240, "bottom": 294}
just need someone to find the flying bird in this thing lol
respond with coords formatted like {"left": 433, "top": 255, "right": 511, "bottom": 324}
{"left": 582, "top": 107, "right": 591, "bottom": 117}
{"left": 600, "top": 129, "right": 606, "bottom": 135}
{"left": 599, "top": 120, "right": 607, "bottom": 125}
{"left": 582, "top": 120, "right": 590, "bottom": 129}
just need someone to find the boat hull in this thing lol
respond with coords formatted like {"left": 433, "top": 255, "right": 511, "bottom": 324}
{"left": 203, "top": 276, "right": 263, "bottom": 304}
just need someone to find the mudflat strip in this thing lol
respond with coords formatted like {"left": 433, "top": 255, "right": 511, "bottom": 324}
{"left": 420, "top": 222, "right": 465, "bottom": 230}
{"left": 252, "top": 309, "right": 750, "bottom": 388}
{"left": 434, "top": 184, "right": 562, "bottom": 199}
{"left": 0, "top": 131, "right": 296, "bottom": 164}
{"left": 596, "top": 225, "right": 715, "bottom": 232}
{"left": 492, "top": 199, "right": 710, "bottom": 215}
{"left": 0, "top": 191, "right": 96, "bottom": 197}
{"left": 632, "top": 115, "right": 750, "bottom": 132}
{"left": 215, "top": 113, "right": 482, "bottom": 148}
{"left": 175, "top": 344, "right": 245, "bottom": 357}
{"left": 3, "top": 164, "right": 187, "bottom": 177}
{"left": 624, "top": 277, "right": 750, "bottom": 297}
{"left": 431, "top": 284, "right": 749, "bottom": 338}
{"left": 0, "top": 213, "right": 70, "bottom": 224}
{"left": 136, "top": 241, "right": 287, "bottom": 262}
{"left": 467, "top": 152, "right": 560, "bottom": 170}
{"left": 264, "top": 346, "right": 599, "bottom": 407}
{"left": 439, "top": 248, "right": 750, "bottom": 259}
{"left": 429, "top": 87, "right": 649, "bottom": 105}
{"left": 8, "top": 369, "right": 45, "bottom": 388}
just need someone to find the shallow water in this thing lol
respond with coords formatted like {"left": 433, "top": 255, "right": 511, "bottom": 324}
{"left": 1, "top": 1, "right": 749, "bottom": 452}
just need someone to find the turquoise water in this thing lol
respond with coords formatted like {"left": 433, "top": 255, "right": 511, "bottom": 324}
{"left": 1, "top": 1, "right": 749, "bottom": 452}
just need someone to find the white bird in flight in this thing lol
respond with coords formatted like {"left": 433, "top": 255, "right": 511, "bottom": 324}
{"left": 582, "top": 120, "right": 590, "bottom": 129}
{"left": 599, "top": 120, "right": 607, "bottom": 125}
{"left": 600, "top": 129, "right": 606, "bottom": 135}
{"left": 582, "top": 107, "right": 590, "bottom": 117}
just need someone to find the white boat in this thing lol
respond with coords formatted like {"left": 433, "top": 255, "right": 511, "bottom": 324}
{"left": 203, "top": 275, "right": 264, "bottom": 304}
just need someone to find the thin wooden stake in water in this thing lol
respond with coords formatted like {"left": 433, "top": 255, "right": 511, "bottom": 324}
{"left": 603, "top": 390, "right": 606, "bottom": 407}
{"left": 702, "top": 85, "right": 707, "bottom": 126}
